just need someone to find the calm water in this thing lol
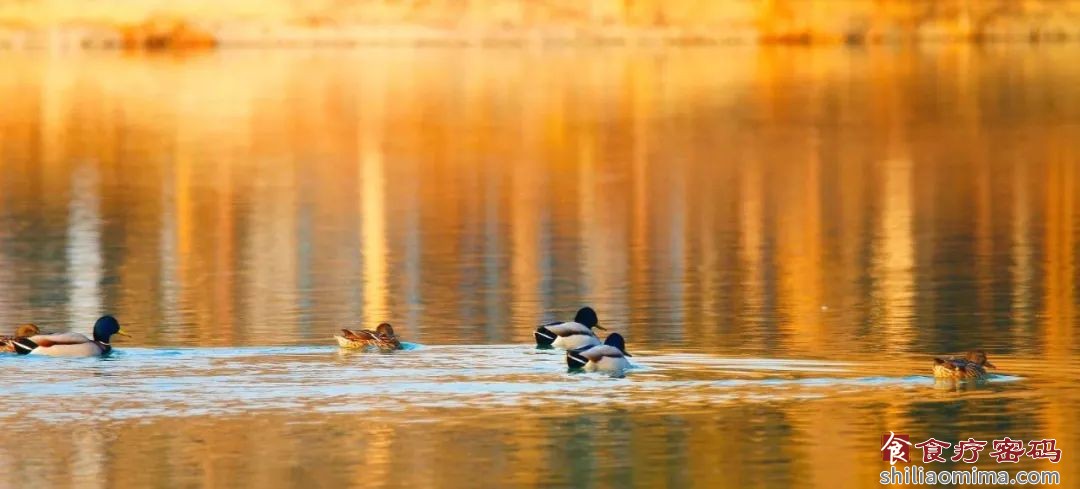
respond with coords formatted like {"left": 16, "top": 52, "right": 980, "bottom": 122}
{"left": 0, "top": 46, "right": 1078, "bottom": 488}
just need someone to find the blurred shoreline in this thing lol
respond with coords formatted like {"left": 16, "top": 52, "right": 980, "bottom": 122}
{"left": 2, "top": 1, "right": 1080, "bottom": 50}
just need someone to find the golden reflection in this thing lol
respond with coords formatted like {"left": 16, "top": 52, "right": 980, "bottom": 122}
{"left": 973, "top": 148, "right": 993, "bottom": 316}
{"left": 72, "top": 429, "right": 106, "bottom": 489}
{"left": 1042, "top": 154, "right": 1075, "bottom": 361}
{"left": 0, "top": 47, "right": 1077, "bottom": 489}
{"left": 66, "top": 164, "right": 104, "bottom": 330}
{"left": 737, "top": 148, "right": 764, "bottom": 345}
{"left": 872, "top": 158, "right": 915, "bottom": 354}
{"left": 360, "top": 125, "right": 389, "bottom": 327}
{"left": 354, "top": 424, "right": 395, "bottom": 489}
{"left": 577, "top": 130, "right": 599, "bottom": 298}
{"left": 1010, "top": 161, "right": 1034, "bottom": 341}
{"left": 627, "top": 55, "right": 652, "bottom": 340}
{"left": 214, "top": 159, "right": 237, "bottom": 342}
{"left": 577, "top": 123, "right": 632, "bottom": 327}
{"left": 173, "top": 143, "right": 196, "bottom": 337}
{"left": 774, "top": 136, "right": 825, "bottom": 353}
{"left": 509, "top": 123, "right": 543, "bottom": 334}
{"left": 1041, "top": 145, "right": 1078, "bottom": 486}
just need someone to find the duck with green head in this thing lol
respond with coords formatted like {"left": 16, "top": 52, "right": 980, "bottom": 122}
{"left": 534, "top": 307, "right": 606, "bottom": 350}
{"left": 566, "top": 332, "right": 633, "bottom": 376}
{"left": 11, "top": 316, "right": 129, "bottom": 357}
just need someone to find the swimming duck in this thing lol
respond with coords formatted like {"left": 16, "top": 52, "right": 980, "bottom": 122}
{"left": 0, "top": 324, "right": 41, "bottom": 353}
{"left": 534, "top": 307, "right": 606, "bottom": 350}
{"left": 933, "top": 350, "right": 996, "bottom": 380}
{"left": 566, "top": 332, "right": 633, "bottom": 375}
{"left": 335, "top": 323, "right": 403, "bottom": 352}
{"left": 11, "top": 316, "right": 129, "bottom": 357}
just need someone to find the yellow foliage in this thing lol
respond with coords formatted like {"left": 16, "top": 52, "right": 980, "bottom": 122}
{"left": 120, "top": 18, "right": 217, "bottom": 50}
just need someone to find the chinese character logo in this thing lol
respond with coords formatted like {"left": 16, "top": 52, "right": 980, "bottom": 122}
{"left": 1026, "top": 439, "right": 1062, "bottom": 463}
{"left": 881, "top": 432, "right": 912, "bottom": 464}
{"left": 951, "top": 438, "right": 988, "bottom": 463}
{"left": 915, "top": 437, "right": 952, "bottom": 463}
{"left": 989, "top": 437, "right": 1025, "bottom": 463}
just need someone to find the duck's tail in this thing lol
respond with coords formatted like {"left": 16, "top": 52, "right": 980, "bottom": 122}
{"left": 11, "top": 338, "right": 37, "bottom": 355}
{"left": 566, "top": 348, "right": 589, "bottom": 369}
{"left": 534, "top": 326, "right": 557, "bottom": 347}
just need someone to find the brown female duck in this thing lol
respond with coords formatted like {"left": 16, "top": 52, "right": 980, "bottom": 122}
{"left": 933, "top": 350, "right": 996, "bottom": 380}
{"left": 335, "top": 323, "right": 403, "bottom": 352}
{"left": 0, "top": 324, "right": 41, "bottom": 353}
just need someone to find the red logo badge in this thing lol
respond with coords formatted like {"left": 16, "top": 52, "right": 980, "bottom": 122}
{"left": 881, "top": 432, "right": 912, "bottom": 464}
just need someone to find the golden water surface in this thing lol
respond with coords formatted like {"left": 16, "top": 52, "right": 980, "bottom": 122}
{"left": 0, "top": 46, "right": 1078, "bottom": 488}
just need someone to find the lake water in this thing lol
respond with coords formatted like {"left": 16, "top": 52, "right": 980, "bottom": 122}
{"left": 0, "top": 46, "right": 1077, "bottom": 488}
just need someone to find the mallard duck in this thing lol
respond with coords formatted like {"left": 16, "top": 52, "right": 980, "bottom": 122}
{"left": 11, "top": 316, "right": 129, "bottom": 357}
{"left": 534, "top": 307, "right": 606, "bottom": 350}
{"left": 0, "top": 324, "right": 41, "bottom": 353}
{"left": 933, "top": 350, "right": 996, "bottom": 379}
{"left": 566, "top": 332, "right": 633, "bottom": 374}
{"left": 335, "top": 323, "right": 403, "bottom": 352}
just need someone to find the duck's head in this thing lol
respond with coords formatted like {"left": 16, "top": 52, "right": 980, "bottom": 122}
{"left": 966, "top": 350, "right": 995, "bottom": 369}
{"left": 15, "top": 323, "right": 39, "bottom": 337}
{"left": 92, "top": 316, "right": 130, "bottom": 344}
{"left": 376, "top": 323, "right": 395, "bottom": 337}
{"left": 574, "top": 307, "right": 605, "bottom": 331}
{"left": 604, "top": 332, "right": 631, "bottom": 356}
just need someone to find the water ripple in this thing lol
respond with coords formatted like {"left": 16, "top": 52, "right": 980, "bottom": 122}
{"left": 0, "top": 345, "right": 1028, "bottom": 426}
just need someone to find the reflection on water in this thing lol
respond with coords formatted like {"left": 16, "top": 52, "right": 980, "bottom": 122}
{"left": 0, "top": 46, "right": 1078, "bottom": 488}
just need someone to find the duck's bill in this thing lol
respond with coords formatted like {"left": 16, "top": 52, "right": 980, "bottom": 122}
{"left": 985, "top": 361, "right": 996, "bottom": 369}
{"left": 116, "top": 329, "right": 132, "bottom": 338}
{"left": 624, "top": 352, "right": 633, "bottom": 357}
{"left": 594, "top": 325, "right": 607, "bottom": 331}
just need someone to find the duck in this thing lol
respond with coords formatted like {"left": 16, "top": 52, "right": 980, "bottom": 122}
{"left": 933, "top": 350, "right": 996, "bottom": 380}
{"left": 0, "top": 324, "right": 41, "bottom": 353}
{"left": 566, "top": 332, "right": 633, "bottom": 375}
{"left": 11, "top": 316, "right": 129, "bottom": 357}
{"left": 534, "top": 307, "right": 606, "bottom": 350}
{"left": 335, "top": 323, "right": 403, "bottom": 352}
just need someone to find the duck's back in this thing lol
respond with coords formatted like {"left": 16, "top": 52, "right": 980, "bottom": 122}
{"left": 584, "top": 345, "right": 630, "bottom": 371}
{"left": 589, "top": 355, "right": 631, "bottom": 373}
{"left": 26, "top": 332, "right": 105, "bottom": 357}
{"left": 577, "top": 345, "right": 622, "bottom": 362}
{"left": 548, "top": 322, "right": 600, "bottom": 350}
{"left": 933, "top": 358, "right": 988, "bottom": 379}
{"left": 336, "top": 329, "right": 401, "bottom": 351}
{"left": 568, "top": 344, "right": 630, "bottom": 374}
